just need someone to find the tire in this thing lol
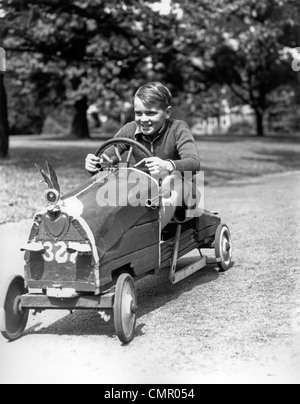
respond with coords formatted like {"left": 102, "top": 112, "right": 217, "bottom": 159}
{"left": 215, "top": 224, "right": 233, "bottom": 272}
{"left": 1, "top": 276, "right": 29, "bottom": 341}
{"left": 114, "top": 274, "right": 137, "bottom": 344}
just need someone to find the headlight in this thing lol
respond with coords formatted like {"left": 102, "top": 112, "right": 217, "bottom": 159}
{"left": 45, "top": 189, "right": 60, "bottom": 205}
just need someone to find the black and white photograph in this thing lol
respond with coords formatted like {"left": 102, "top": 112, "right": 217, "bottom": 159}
{"left": 0, "top": 0, "right": 299, "bottom": 386}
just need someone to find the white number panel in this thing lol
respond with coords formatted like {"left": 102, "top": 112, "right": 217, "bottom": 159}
{"left": 42, "top": 241, "right": 78, "bottom": 264}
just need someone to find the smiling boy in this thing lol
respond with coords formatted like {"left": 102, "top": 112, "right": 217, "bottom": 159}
{"left": 85, "top": 81, "right": 201, "bottom": 227}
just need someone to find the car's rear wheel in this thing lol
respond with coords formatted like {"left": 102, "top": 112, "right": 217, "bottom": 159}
{"left": 1, "top": 276, "right": 29, "bottom": 341}
{"left": 114, "top": 273, "right": 137, "bottom": 344}
{"left": 215, "top": 224, "right": 233, "bottom": 272}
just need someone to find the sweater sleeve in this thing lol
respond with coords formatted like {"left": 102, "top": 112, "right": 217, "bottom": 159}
{"left": 172, "top": 121, "right": 201, "bottom": 175}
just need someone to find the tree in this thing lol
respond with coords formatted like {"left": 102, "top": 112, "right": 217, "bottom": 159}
{"left": 0, "top": 17, "right": 9, "bottom": 158}
{"left": 1, "top": 0, "right": 173, "bottom": 138}
{"left": 2, "top": 0, "right": 299, "bottom": 140}
{"left": 175, "top": 0, "right": 300, "bottom": 136}
{"left": 212, "top": 0, "right": 300, "bottom": 136}
{"left": 0, "top": 72, "right": 9, "bottom": 157}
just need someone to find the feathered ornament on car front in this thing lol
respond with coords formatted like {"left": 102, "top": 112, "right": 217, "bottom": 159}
{"left": 35, "top": 161, "right": 61, "bottom": 209}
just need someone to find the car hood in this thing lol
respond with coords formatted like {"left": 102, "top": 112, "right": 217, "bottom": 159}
{"left": 61, "top": 168, "right": 159, "bottom": 262}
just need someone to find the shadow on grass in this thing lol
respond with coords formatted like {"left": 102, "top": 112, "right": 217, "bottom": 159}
{"left": 1, "top": 146, "right": 93, "bottom": 171}
{"left": 195, "top": 134, "right": 300, "bottom": 144}
{"left": 202, "top": 167, "right": 261, "bottom": 186}
{"left": 3, "top": 134, "right": 300, "bottom": 173}
{"left": 202, "top": 143, "right": 300, "bottom": 186}
{"left": 245, "top": 148, "right": 300, "bottom": 171}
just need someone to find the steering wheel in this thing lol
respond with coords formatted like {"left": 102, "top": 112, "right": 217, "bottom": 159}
{"left": 94, "top": 138, "right": 152, "bottom": 169}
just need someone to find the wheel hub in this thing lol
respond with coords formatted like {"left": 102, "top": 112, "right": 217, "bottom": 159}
{"left": 13, "top": 296, "right": 23, "bottom": 316}
{"left": 130, "top": 301, "right": 137, "bottom": 314}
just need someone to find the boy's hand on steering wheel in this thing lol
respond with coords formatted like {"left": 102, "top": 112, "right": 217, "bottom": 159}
{"left": 85, "top": 154, "right": 101, "bottom": 173}
{"left": 145, "top": 157, "right": 174, "bottom": 177}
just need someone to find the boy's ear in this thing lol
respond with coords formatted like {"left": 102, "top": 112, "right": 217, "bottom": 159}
{"left": 166, "top": 106, "right": 172, "bottom": 118}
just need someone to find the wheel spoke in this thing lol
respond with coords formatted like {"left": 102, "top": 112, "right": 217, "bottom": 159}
{"left": 95, "top": 138, "right": 152, "bottom": 170}
{"left": 114, "top": 145, "right": 122, "bottom": 162}
{"left": 102, "top": 153, "right": 114, "bottom": 164}
{"left": 126, "top": 146, "right": 134, "bottom": 166}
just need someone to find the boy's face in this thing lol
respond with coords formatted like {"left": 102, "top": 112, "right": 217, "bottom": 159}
{"left": 134, "top": 97, "right": 171, "bottom": 136}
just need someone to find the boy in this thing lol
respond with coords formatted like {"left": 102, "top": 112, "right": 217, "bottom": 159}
{"left": 85, "top": 81, "right": 201, "bottom": 228}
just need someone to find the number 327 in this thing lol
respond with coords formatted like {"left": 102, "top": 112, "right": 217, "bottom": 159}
{"left": 42, "top": 241, "right": 78, "bottom": 264}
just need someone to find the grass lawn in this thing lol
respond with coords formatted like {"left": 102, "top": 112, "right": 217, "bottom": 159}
{"left": 1, "top": 133, "right": 300, "bottom": 224}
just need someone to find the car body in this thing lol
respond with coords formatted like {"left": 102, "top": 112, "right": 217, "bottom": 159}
{"left": 0, "top": 138, "right": 233, "bottom": 343}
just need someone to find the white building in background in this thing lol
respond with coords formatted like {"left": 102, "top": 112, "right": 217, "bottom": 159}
{"left": 192, "top": 102, "right": 255, "bottom": 136}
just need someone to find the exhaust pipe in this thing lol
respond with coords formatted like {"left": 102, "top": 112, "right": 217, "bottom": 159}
{"left": 145, "top": 196, "right": 160, "bottom": 209}
{"left": 145, "top": 190, "right": 172, "bottom": 209}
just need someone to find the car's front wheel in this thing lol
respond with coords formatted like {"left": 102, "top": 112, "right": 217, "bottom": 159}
{"left": 1, "top": 275, "right": 29, "bottom": 341}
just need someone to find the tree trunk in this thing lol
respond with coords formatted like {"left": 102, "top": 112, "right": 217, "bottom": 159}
{"left": 71, "top": 96, "right": 90, "bottom": 139}
{"left": 0, "top": 73, "right": 9, "bottom": 158}
{"left": 255, "top": 109, "right": 265, "bottom": 137}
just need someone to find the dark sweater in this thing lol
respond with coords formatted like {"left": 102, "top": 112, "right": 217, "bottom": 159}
{"left": 107, "top": 119, "right": 200, "bottom": 175}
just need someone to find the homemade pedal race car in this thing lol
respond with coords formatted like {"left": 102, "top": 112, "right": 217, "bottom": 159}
{"left": 0, "top": 138, "right": 233, "bottom": 344}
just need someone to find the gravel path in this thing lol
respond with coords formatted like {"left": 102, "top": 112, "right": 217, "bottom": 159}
{"left": 0, "top": 171, "right": 299, "bottom": 384}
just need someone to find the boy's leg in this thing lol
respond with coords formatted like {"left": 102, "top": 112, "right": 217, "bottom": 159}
{"left": 160, "top": 173, "right": 186, "bottom": 229}
{"left": 160, "top": 173, "right": 202, "bottom": 229}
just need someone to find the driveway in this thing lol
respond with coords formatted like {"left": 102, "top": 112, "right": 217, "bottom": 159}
{"left": 0, "top": 171, "right": 299, "bottom": 384}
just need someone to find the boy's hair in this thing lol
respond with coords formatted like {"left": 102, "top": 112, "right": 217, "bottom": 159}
{"left": 134, "top": 82, "right": 172, "bottom": 109}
